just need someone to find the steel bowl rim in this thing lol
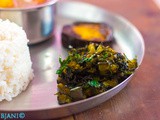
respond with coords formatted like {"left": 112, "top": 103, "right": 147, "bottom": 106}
{"left": 0, "top": 0, "right": 58, "bottom": 11}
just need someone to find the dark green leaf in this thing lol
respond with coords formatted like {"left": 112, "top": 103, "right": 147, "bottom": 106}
{"left": 75, "top": 53, "right": 81, "bottom": 59}
{"left": 80, "top": 54, "right": 95, "bottom": 63}
{"left": 88, "top": 79, "right": 101, "bottom": 88}
{"left": 59, "top": 57, "right": 63, "bottom": 65}
{"left": 56, "top": 69, "right": 62, "bottom": 74}
{"left": 56, "top": 56, "right": 71, "bottom": 75}
{"left": 104, "top": 53, "right": 108, "bottom": 58}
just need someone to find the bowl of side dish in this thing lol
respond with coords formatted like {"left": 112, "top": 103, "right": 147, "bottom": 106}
{"left": 0, "top": 0, "right": 58, "bottom": 44}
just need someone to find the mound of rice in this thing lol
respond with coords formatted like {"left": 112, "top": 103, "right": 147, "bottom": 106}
{"left": 0, "top": 19, "right": 33, "bottom": 101}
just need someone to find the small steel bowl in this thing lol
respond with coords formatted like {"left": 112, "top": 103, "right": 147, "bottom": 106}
{"left": 0, "top": 0, "right": 58, "bottom": 44}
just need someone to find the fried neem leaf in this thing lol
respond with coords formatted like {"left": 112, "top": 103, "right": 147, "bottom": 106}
{"left": 56, "top": 43, "right": 138, "bottom": 104}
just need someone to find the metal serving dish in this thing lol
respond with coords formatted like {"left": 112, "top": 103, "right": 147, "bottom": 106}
{"left": 0, "top": 1, "right": 145, "bottom": 119}
{"left": 0, "top": 0, "right": 57, "bottom": 44}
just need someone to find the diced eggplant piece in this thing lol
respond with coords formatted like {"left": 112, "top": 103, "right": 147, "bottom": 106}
{"left": 70, "top": 87, "right": 86, "bottom": 100}
{"left": 62, "top": 22, "right": 114, "bottom": 48}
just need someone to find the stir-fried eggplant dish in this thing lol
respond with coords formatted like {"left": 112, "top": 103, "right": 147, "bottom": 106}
{"left": 56, "top": 43, "right": 137, "bottom": 104}
{"left": 62, "top": 22, "right": 114, "bottom": 48}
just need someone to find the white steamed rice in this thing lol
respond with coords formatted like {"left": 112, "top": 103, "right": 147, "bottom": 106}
{"left": 0, "top": 19, "right": 33, "bottom": 101}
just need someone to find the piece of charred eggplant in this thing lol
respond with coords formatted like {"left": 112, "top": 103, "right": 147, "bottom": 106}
{"left": 56, "top": 43, "right": 138, "bottom": 104}
{"left": 62, "top": 22, "right": 114, "bottom": 48}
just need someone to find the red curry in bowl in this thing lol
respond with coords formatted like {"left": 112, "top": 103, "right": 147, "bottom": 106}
{"left": 0, "top": 0, "right": 49, "bottom": 8}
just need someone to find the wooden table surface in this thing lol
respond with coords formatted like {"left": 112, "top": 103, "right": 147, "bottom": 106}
{"left": 57, "top": 0, "right": 160, "bottom": 120}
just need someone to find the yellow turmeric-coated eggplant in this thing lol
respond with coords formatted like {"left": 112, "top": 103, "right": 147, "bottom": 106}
{"left": 62, "top": 22, "right": 114, "bottom": 48}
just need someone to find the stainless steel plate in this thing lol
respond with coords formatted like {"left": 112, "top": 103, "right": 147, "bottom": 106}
{"left": 0, "top": 1, "right": 145, "bottom": 119}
